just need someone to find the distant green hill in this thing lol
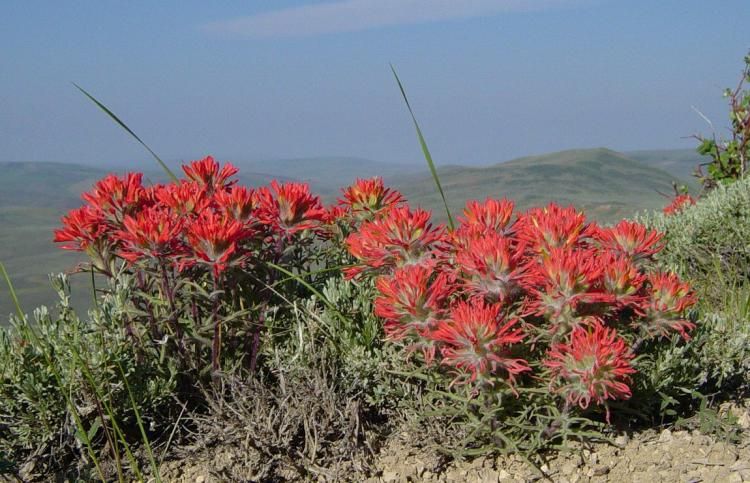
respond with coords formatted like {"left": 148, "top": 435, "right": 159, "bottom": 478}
{"left": 232, "top": 157, "right": 421, "bottom": 199}
{"left": 625, "top": 148, "right": 704, "bottom": 186}
{"left": 398, "top": 148, "right": 691, "bottom": 223}
{"left": 0, "top": 162, "right": 109, "bottom": 319}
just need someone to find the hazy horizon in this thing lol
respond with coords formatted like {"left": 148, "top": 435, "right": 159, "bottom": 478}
{"left": 2, "top": 1, "right": 749, "bottom": 169}
{"left": 0, "top": 146, "right": 701, "bottom": 171}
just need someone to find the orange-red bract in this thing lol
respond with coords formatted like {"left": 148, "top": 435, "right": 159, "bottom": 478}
{"left": 118, "top": 207, "right": 186, "bottom": 262}
{"left": 430, "top": 300, "right": 530, "bottom": 389}
{"left": 184, "top": 211, "right": 250, "bottom": 277}
{"left": 82, "top": 172, "right": 145, "bottom": 221}
{"left": 181, "top": 155, "right": 238, "bottom": 193}
{"left": 594, "top": 220, "right": 664, "bottom": 265}
{"left": 545, "top": 323, "right": 635, "bottom": 421}
{"left": 256, "top": 181, "right": 327, "bottom": 235}
{"left": 640, "top": 272, "right": 696, "bottom": 340}
{"left": 345, "top": 206, "right": 445, "bottom": 278}
{"left": 338, "top": 177, "right": 405, "bottom": 219}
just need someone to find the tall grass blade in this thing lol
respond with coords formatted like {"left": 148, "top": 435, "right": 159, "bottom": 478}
{"left": 390, "top": 64, "right": 455, "bottom": 229}
{"left": 73, "top": 350, "right": 140, "bottom": 482}
{"left": 0, "top": 261, "right": 25, "bottom": 323}
{"left": 117, "top": 361, "right": 162, "bottom": 482}
{"left": 158, "top": 403, "right": 186, "bottom": 467}
{"left": 72, "top": 83, "right": 178, "bottom": 182}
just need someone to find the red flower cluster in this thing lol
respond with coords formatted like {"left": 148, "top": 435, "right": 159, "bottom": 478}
{"left": 55, "top": 166, "right": 697, "bottom": 421}
{"left": 345, "top": 185, "right": 696, "bottom": 415}
{"left": 55, "top": 156, "right": 331, "bottom": 278}
{"left": 663, "top": 194, "right": 696, "bottom": 215}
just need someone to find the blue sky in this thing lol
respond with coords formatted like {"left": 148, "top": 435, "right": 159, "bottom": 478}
{"left": 1, "top": 1, "right": 748, "bottom": 167}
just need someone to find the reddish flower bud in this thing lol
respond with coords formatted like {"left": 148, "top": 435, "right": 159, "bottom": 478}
{"left": 519, "top": 204, "right": 593, "bottom": 256}
{"left": 375, "top": 265, "right": 452, "bottom": 341}
{"left": 184, "top": 211, "right": 249, "bottom": 277}
{"left": 118, "top": 207, "right": 185, "bottom": 262}
{"left": 82, "top": 172, "right": 145, "bottom": 222}
{"left": 454, "top": 233, "right": 527, "bottom": 305}
{"left": 456, "top": 198, "right": 516, "bottom": 239}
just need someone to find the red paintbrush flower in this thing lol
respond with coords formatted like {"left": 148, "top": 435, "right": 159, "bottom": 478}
{"left": 184, "top": 211, "right": 249, "bottom": 277}
{"left": 454, "top": 232, "right": 528, "bottom": 305}
{"left": 54, "top": 206, "right": 108, "bottom": 251}
{"left": 520, "top": 204, "right": 593, "bottom": 256}
{"left": 594, "top": 220, "right": 664, "bottom": 265}
{"left": 638, "top": 272, "right": 696, "bottom": 340}
{"left": 323, "top": 204, "right": 349, "bottom": 224}
{"left": 82, "top": 172, "right": 145, "bottom": 222}
{"left": 526, "top": 248, "right": 612, "bottom": 336}
{"left": 255, "top": 181, "right": 327, "bottom": 235}
{"left": 430, "top": 300, "right": 530, "bottom": 388}
{"left": 54, "top": 206, "right": 116, "bottom": 274}
{"left": 214, "top": 186, "right": 258, "bottom": 224}
{"left": 181, "top": 156, "right": 238, "bottom": 192}
{"left": 663, "top": 194, "right": 696, "bottom": 215}
{"left": 338, "top": 177, "right": 405, "bottom": 219}
{"left": 456, "top": 198, "right": 516, "bottom": 238}
{"left": 544, "top": 323, "right": 635, "bottom": 420}
{"left": 375, "top": 265, "right": 451, "bottom": 336}
{"left": 345, "top": 205, "right": 445, "bottom": 278}
{"left": 152, "top": 181, "right": 211, "bottom": 216}
{"left": 117, "top": 207, "right": 186, "bottom": 262}
{"left": 601, "top": 253, "right": 647, "bottom": 311}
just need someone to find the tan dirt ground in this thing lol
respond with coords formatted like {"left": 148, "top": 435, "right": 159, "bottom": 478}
{"left": 160, "top": 401, "right": 750, "bottom": 483}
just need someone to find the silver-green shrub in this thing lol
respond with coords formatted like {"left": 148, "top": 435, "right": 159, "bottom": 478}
{"left": 638, "top": 175, "right": 750, "bottom": 279}
{"left": 635, "top": 177, "right": 750, "bottom": 409}
{"left": 0, "top": 275, "right": 176, "bottom": 480}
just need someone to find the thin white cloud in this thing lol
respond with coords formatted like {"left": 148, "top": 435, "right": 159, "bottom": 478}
{"left": 203, "top": 0, "right": 584, "bottom": 38}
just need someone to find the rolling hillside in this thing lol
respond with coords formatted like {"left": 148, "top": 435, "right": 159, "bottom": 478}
{"left": 231, "top": 156, "right": 421, "bottom": 199}
{"left": 398, "top": 148, "right": 691, "bottom": 223}
{"left": 625, "top": 148, "right": 704, "bottom": 184}
{"left": 0, "top": 162, "right": 109, "bottom": 319}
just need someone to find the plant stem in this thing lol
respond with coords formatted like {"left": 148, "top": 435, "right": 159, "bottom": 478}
{"left": 211, "top": 271, "right": 222, "bottom": 382}
{"left": 160, "top": 261, "right": 184, "bottom": 347}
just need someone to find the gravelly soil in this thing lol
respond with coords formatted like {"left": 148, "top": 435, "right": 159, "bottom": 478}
{"left": 160, "top": 401, "right": 750, "bottom": 483}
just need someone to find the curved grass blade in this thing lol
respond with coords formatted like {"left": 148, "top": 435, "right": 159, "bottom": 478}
{"left": 73, "top": 83, "right": 178, "bottom": 182}
{"left": 390, "top": 64, "right": 454, "bottom": 230}
{"left": 117, "top": 361, "right": 161, "bottom": 482}
{"left": 0, "top": 261, "right": 25, "bottom": 323}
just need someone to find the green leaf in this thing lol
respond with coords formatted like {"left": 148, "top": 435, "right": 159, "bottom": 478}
{"left": 87, "top": 418, "right": 102, "bottom": 441}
